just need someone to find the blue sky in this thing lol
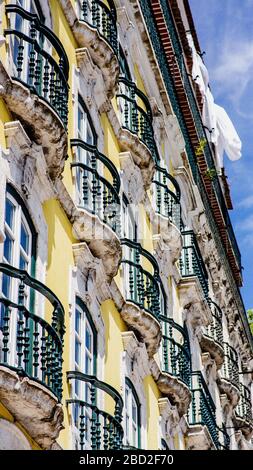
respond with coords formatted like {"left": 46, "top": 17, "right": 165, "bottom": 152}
{"left": 189, "top": 0, "right": 253, "bottom": 309}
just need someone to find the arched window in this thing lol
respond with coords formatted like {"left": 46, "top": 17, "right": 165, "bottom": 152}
{"left": 73, "top": 297, "right": 97, "bottom": 448}
{"left": 0, "top": 185, "right": 36, "bottom": 327}
{"left": 124, "top": 378, "right": 141, "bottom": 449}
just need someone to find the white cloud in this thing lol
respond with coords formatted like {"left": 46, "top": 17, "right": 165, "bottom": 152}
{"left": 237, "top": 194, "right": 253, "bottom": 209}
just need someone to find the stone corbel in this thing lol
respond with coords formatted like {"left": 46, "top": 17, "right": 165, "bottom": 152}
{"left": 201, "top": 352, "right": 217, "bottom": 383}
{"left": 158, "top": 397, "right": 180, "bottom": 438}
{"left": 76, "top": 48, "right": 110, "bottom": 112}
{"left": 178, "top": 278, "right": 212, "bottom": 329}
{"left": 119, "top": 151, "right": 146, "bottom": 204}
{"left": 164, "top": 115, "right": 185, "bottom": 168}
{"left": 121, "top": 331, "right": 150, "bottom": 380}
{"left": 153, "top": 235, "right": 181, "bottom": 282}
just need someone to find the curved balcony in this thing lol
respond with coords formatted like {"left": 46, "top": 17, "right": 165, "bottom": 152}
{"left": 157, "top": 315, "right": 191, "bottom": 415}
{"left": 152, "top": 165, "right": 181, "bottom": 231}
{"left": 71, "top": 139, "right": 121, "bottom": 235}
{"left": 59, "top": 0, "right": 119, "bottom": 98}
{"left": 120, "top": 239, "right": 164, "bottom": 356}
{"left": 0, "top": 263, "right": 65, "bottom": 449}
{"left": 234, "top": 384, "right": 253, "bottom": 438}
{"left": 179, "top": 230, "right": 209, "bottom": 301}
{"left": 219, "top": 342, "right": 240, "bottom": 406}
{"left": 66, "top": 371, "right": 123, "bottom": 450}
{"left": 199, "top": 301, "right": 224, "bottom": 368}
{"left": 3, "top": 5, "right": 69, "bottom": 178}
{"left": 187, "top": 372, "right": 230, "bottom": 450}
{"left": 116, "top": 78, "right": 156, "bottom": 188}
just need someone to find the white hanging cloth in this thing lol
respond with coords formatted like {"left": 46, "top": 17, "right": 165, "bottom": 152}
{"left": 187, "top": 32, "right": 209, "bottom": 97}
{"left": 214, "top": 104, "right": 242, "bottom": 168}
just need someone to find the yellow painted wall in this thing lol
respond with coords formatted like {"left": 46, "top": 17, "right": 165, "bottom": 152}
{"left": 0, "top": 99, "right": 12, "bottom": 148}
{"left": 143, "top": 376, "right": 161, "bottom": 449}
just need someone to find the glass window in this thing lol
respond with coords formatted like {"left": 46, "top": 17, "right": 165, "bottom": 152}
{"left": 124, "top": 379, "right": 141, "bottom": 449}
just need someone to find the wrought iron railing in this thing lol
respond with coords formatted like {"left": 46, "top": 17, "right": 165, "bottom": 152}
{"left": 158, "top": 0, "right": 241, "bottom": 273}
{"left": 152, "top": 165, "right": 181, "bottom": 230}
{"left": 204, "top": 300, "right": 224, "bottom": 347}
{"left": 0, "top": 263, "right": 65, "bottom": 400}
{"left": 189, "top": 371, "right": 230, "bottom": 449}
{"left": 139, "top": 1, "right": 253, "bottom": 353}
{"left": 71, "top": 139, "right": 121, "bottom": 234}
{"left": 160, "top": 315, "right": 191, "bottom": 387}
{"left": 121, "top": 239, "right": 166, "bottom": 320}
{"left": 5, "top": 4, "right": 69, "bottom": 126}
{"left": 235, "top": 383, "right": 252, "bottom": 424}
{"left": 66, "top": 371, "right": 123, "bottom": 450}
{"left": 77, "top": 0, "right": 118, "bottom": 54}
{"left": 117, "top": 77, "right": 157, "bottom": 160}
{"left": 179, "top": 230, "right": 209, "bottom": 300}
{"left": 221, "top": 342, "right": 240, "bottom": 390}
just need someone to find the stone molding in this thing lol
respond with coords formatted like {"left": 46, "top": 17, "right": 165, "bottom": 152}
{"left": 150, "top": 358, "right": 191, "bottom": 417}
{"left": 0, "top": 61, "right": 68, "bottom": 180}
{"left": 0, "top": 418, "right": 32, "bottom": 450}
{"left": 0, "top": 366, "right": 63, "bottom": 450}
{"left": 55, "top": 179, "right": 122, "bottom": 281}
{"left": 178, "top": 277, "right": 212, "bottom": 329}
{"left": 59, "top": 0, "right": 119, "bottom": 100}
{"left": 186, "top": 424, "right": 215, "bottom": 450}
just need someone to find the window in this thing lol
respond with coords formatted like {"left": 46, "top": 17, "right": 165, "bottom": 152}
{"left": 75, "top": 97, "right": 97, "bottom": 209}
{"left": 73, "top": 297, "right": 97, "bottom": 449}
{"left": 124, "top": 378, "right": 141, "bottom": 449}
{"left": 119, "top": 45, "right": 131, "bottom": 80}
{"left": 121, "top": 195, "right": 137, "bottom": 241}
{"left": 0, "top": 185, "right": 36, "bottom": 369}
{"left": 9, "top": 1, "right": 45, "bottom": 82}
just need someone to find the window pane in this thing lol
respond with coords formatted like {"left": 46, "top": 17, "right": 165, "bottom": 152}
{"left": 85, "top": 327, "right": 92, "bottom": 352}
{"left": 75, "top": 308, "right": 81, "bottom": 334}
{"left": 3, "top": 233, "right": 13, "bottom": 263}
{"left": 19, "top": 253, "right": 28, "bottom": 271}
{"left": 5, "top": 199, "right": 15, "bottom": 230}
{"left": 75, "top": 339, "right": 81, "bottom": 365}
{"left": 85, "top": 354, "right": 91, "bottom": 375}
{"left": 20, "top": 222, "right": 29, "bottom": 253}
{"left": 132, "top": 402, "right": 137, "bottom": 424}
{"left": 2, "top": 274, "right": 10, "bottom": 298}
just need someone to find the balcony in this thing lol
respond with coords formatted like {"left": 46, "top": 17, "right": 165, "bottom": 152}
{"left": 116, "top": 78, "right": 156, "bottom": 188}
{"left": 219, "top": 342, "right": 240, "bottom": 406}
{"left": 187, "top": 372, "right": 230, "bottom": 450}
{"left": 0, "top": 263, "right": 65, "bottom": 449}
{"left": 199, "top": 301, "right": 224, "bottom": 368}
{"left": 180, "top": 230, "right": 209, "bottom": 301}
{"left": 157, "top": 315, "right": 191, "bottom": 415}
{"left": 2, "top": 5, "right": 69, "bottom": 179}
{"left": 66, "top": 371, "right": 123, "bottom": 450}
{"left": 234, "top": 384, "right": 253, "bottom": 438}
{"left": 152, "top": 165, "right": 181, "bottom": 231}
{"left": 59, "top": 0, "right": 119, "bottom": 98}
{"left": 71, "top": 139, "right": 121, "bottom": 235}
{"left": 120, "top": 239, "right": 163, "bottom": 356}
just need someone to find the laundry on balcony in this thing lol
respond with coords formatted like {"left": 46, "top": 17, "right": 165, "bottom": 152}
{"left": 214, "top": 104, "right": 242, "bottom": 168}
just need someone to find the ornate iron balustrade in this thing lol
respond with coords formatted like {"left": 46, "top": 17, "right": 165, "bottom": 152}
{"left": 77, "top": 0, "right": 118, "bottom": 55}
{"left": 71, "top": 139, "right": 121, "bottom": 234}
{"left": 179, "top": 230, "right": 209, "bottom": 300}
{"left": 117, "top": 77, "right": 157, "bottom": 159}
{"left": 235, "top": 383, "right": 252, "bottom": 424}
{"left": 66, "top": 371, "right": 123, "bottom": 450}
{"left": 0, "top": 263, "right": 65, "bottom": 400}
{"left": 5, "top": 4, "right": 69, "bottom": 126}
{"left": 152, "top": 165, "right": 181, "bottom": 230}
{"left": 160, "top": 315, "right": 191, "bottom": 387}
{"left": 158, "top": 0, "right": 241, "bottom": 273}
{"left": 139, "top": 1, "right": 253, "bottom": 355}
{"left": 221, "top": 342, "right": 240, "bottom": 390}
{"left": 204, "top": 300, "right": 224, "bottom": 347}
{"left": 189, "top": 371, "right": 230, "bottom": 449}
{"left": 121, "top": 239, "right": 166, "bottom": 320}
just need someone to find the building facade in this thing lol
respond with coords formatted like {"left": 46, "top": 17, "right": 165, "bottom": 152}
{"left": 0, "top": 0, "right": 252, "bottom": 451}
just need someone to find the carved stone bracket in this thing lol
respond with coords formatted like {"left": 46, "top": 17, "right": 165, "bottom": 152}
{"left": 55, "top": 179, "right": 122, "bottom": 281}
{"left": 178, "top": 277, "right": 212, "bottom": 329}
{"left": 150, "top": 358, "right": 191, "bottom": 417}
{"left": 198, "top": 330, "right": 225, "bottom": 369}
{"left": 0, "top": 366, "right": 63, "bottom": 450}
{"left": 186, "top": 424, "right": 215, "bottom": 450}
{"left": 59, "top": 0, "right": 119, "bottom": 99}
{"left": 119, "top": 151, "right": 146, "bottom": 204}
{"left": 0, "top": 62, "right": 68, "bottom": 180}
